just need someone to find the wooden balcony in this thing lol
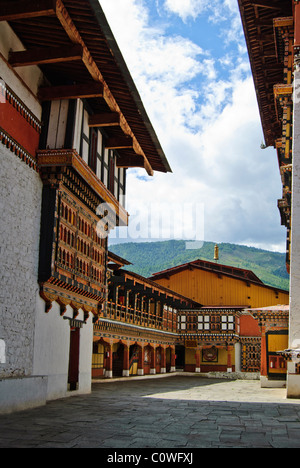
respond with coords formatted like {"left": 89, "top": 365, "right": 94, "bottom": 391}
{"left": 37, "top": 148, "right": 129, "bottom": 227}
{"left": 102, "top": 301, "right": 177, "bottom": 333}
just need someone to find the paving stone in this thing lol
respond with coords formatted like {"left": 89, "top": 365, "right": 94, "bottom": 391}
{"left": 1, "top": 376, "right": 300, "bottom": 448}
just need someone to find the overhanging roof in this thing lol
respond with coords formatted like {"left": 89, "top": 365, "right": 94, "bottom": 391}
{"left": 150, "top": 259, "right": 264, "bottom": 284}
{"left": 110, "top": 269, "right": 202, "bottom": 309}
{"left": 150, "top": 258, "right": 289, "bottom": 293}
{"left": 1, "top": 0, "right": 171, "bottom": 174}
{"left": 237, "top": 0, "right": 293, "bottom": 147}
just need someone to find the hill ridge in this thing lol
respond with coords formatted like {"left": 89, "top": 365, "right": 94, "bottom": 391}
{"left": 109, "top": 240, "right": 289, "bottom": 291}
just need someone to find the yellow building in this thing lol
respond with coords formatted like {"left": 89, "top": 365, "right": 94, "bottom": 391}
{"left": 151, "top": 259, "right": 289, "bottom": 377}
{"left": 150, "top": 259, "right": 289, "bottom": 309}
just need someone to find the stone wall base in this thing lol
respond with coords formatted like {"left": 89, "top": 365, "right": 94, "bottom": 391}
{"left": 260, "top": 375, "right": 286, "bottom": 388}
{"left": 0, "top": 376, "right": 48, "bottom": 414}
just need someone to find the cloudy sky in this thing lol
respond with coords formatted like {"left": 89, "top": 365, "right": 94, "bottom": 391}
{"left": 100, "top": 0, "right": 287, "bottom": 252}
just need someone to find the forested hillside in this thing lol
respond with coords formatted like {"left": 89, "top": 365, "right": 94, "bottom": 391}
{"left": 109, "top": 240, "right": 289, "bottom": 291}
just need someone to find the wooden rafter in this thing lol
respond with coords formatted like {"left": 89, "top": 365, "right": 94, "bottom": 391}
{"left": 54, "top": 0, "right": 154, "bottom": 176}
{"left": 0, "top": 0, "right": 57, "bottom": 21}
{"left": 247, "top": 1, "right": 284, "bottom": 10}
{"left": 1, "top": 0, "right": 156, "bottom": 175}
{"left": 9, "top": 44, "right": 83, "bottom": 67}
{"left": 89, "top": 113, "right": 120, "bottom": 128}
{"left": 261, "top": 63, "right": 283, "bottom": 71}
{"left": 38, "top": 83, "right": 104, "bottom": 101}
{"left": 116, "top": 155, "right": 145, "bottom": 168}
{"left": 105, "top": 136, "right": 133, "bottom": 150}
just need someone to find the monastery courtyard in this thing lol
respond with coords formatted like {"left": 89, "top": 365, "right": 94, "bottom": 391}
{"left": 1, "top": 375, "right": 300, "bottom": 450}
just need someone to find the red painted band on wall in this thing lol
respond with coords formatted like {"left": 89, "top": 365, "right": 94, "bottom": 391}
{"left": 0, "top": 98, "right": 40, "bottom": 158}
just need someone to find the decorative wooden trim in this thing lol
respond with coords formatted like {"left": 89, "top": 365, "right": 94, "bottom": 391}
{"left": 94, "top": 321, "right": 177, "bottom": 346}
{"left": 273, "top": 84, "right": 293, "bottom": 99}
{"left": 37, "top": 148, "right": 129, "bottom": 225}
{"left": 0, "top": 127, "right": 37, "bottom": 170}
{"left": 0, "top": 77, "right": 42, "bottom": 131}
{"left": 39, "top": 283, "right": 100, "bottom": 316}
{"left": 273, "top": 17, "right": 294, "bottom": 28}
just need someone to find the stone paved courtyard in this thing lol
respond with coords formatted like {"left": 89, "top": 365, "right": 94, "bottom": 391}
{"left": 1, "top": 375, "right": 300, "bottom": 449}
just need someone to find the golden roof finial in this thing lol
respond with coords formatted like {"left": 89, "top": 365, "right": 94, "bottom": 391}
{"left": 214, "top": 244, "right": 219, "bottom": 262}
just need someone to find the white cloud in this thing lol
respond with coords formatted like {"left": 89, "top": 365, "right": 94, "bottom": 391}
{"left": 100, "top": 0, "right": 286, "bottom": 252}
{"left": 163, "top": 0, "right": 208, "bottom": 21}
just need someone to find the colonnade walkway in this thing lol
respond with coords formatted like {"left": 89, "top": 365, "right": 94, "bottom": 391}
{"left": 1, "top": 374, "right": 300, "bottom": 449}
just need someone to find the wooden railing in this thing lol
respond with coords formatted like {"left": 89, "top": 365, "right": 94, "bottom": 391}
{"left": 104, "top": 301, "right": 177, "bottom": 333}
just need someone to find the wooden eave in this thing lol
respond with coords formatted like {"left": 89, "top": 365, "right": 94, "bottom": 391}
{"left": 107, "top": 251, "right": 132, "bottom": 270}
{"left": 1, "top": 0, "right": 171, "bottom": 175}
{"left": 245, "top": 305, "right": 289, "bottom": 324}
{"left": 150, "top": 259, "right": 263, "bottom": 284}
{"left": 237, "top": 0, "right": 293, "bottom": 147}
{"left": 112, "top": 269, "right": 201, "bottom": 309}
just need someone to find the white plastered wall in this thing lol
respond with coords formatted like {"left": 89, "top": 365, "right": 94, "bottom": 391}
{"left": 33, "top": 296, "right": 94, "bottom": 401}
{"left": 287, "top": 57, "right": 300, "bottom": 398}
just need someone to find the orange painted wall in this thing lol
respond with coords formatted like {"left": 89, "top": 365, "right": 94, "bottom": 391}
{"left": 239, "top": 315, "right": 261, "bottom": 337}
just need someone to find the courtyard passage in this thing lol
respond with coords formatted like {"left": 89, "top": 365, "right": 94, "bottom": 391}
{"left": 1, "top": 375, "right": 300, "bottom": 449}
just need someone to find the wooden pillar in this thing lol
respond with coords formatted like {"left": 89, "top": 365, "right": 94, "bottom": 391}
{"left": 125, "top": 290, "right": 130, "bottom": 321}
{"left": 123, "top": 344, "right": 130, "bottom": 377}
{"left": 150, "top": 346, "right": 156, "bottom": 375}
{"left": 138, "top": 345, "right": 144, "bottom": 376}
{"left": 116, "top": 285, "right": 120, "bottom": 304}
{"left": 227, "top": 346, "right": 233, "bottom": 373}
{"left": 195, "top": 347, "right": 201, "bottom": 373}
{"left": 134, "top": 293, "right": 138, "bottom": 323}
{"left": 234, "top": 342, "right": 241, "bottom": 373}
{"left": 105, "top": 342, "right": 113, "bottom": 379}
{"left": 162, "top": 303, "right": 166, "bottom": 331}
{"left": 260, "top": 329, "right": 269, "bottom": 386}
{"left": 111, "top": 284, "right": 118, "bottom": 304}
{"left": 170, "top": 346, "right": 176, "bottom": 373}
{"left": 161, "top": 346, "right": 166, "bottom": 374}
{"left": 154, "top": 301, "right": 158, "bottom": 327}
{"left": 147, "top": 299, "right": 151, "bottom": 326}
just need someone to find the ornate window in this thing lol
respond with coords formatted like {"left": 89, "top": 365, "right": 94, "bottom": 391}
{"left": 178, "top": 315, "right": 186, "bottom": 330}
{"left": 221, "top": 315, "right": 235, "bottom": 331}
{"left": 198, "top": 315, "right": 210, "bottom": 330}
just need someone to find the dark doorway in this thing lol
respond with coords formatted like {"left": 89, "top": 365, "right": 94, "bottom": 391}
{"left": 68, "top": 327, "right": 80, "bottom": 391}
{"left": 113, "top": 343, "right": 124, "bottom": 377}
{"left": 166, "top": 347, "right": 171, "bottom": 372}
{"left": 175, "top": 345, "right": 185, "bottom": 370}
